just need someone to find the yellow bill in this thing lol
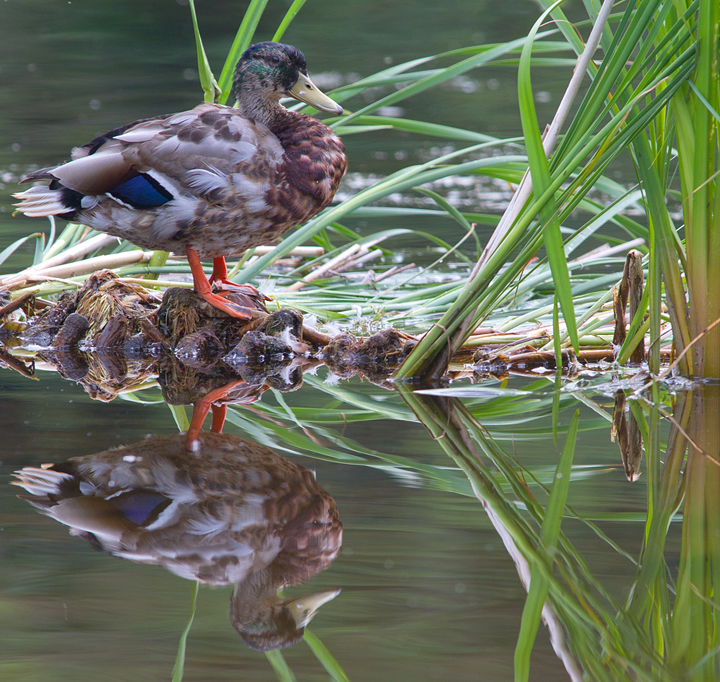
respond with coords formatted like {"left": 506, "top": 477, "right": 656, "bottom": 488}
{"left": 288, "top": 73, "right": 343, "bottom": 115}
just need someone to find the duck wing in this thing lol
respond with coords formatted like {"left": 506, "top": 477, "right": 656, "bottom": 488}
{"left": 19, "top": 104, "right": 282, "bottom": 209}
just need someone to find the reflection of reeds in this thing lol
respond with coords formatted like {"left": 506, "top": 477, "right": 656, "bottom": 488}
{"left": 400, "top": 388, "right": 585, "bottom": 680}
{"left": 612, "top": 390, "right": 644, "bottom": 482}
{"left": 172, "top": 581, "right": 198, "bottom": 682}
{"left": 400, "top": 388, "right": 642, "bottom": 680}
{"left": 627, "top": 386, "right": 720, "bottom": 677}
{"left": 397, "top": 383, "right": 720, "bottom": 680}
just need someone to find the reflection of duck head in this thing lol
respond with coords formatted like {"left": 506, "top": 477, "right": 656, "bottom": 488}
{"left": 231, "top": 569, "right": 341, "bottom": 651}
{"left": 12, "top": 432, "right": 342, "bottom": 650}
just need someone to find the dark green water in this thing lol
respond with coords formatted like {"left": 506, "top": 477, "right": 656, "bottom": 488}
{"left": 0, "top": 1, "right": 672, "bottom": 680}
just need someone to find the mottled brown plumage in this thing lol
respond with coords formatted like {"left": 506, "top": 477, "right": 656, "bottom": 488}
{"left": 14, "top": 42, "right": 347, "bottom": 319}
{"left": 12, "top": 431, "right": 343, "bottom": 650}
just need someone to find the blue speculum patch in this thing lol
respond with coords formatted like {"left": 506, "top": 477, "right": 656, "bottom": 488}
{"left": 110, "top": 491, "right": 169, "bottom": 525}
{"left": 109, "top": 174, "right": 173, "bottom": 209}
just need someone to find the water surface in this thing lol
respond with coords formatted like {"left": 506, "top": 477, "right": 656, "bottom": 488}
{"left": 1, "top": 365, "right": 655, "bottom": 681}
{"left": 0, "top": 2, "right": 678, "bottom": 680}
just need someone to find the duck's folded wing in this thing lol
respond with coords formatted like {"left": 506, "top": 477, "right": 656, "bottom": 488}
{"left": 123, "top": 105, "right": 282, "bottom": 183}
{"left": 47, "top": 151, "right": 136, "bottom": 195}
{"left": 18, "top": 113, "right": 174, "bottom": 193}
{"left": 16, "top": 104, "right": 283, "bottom": 217}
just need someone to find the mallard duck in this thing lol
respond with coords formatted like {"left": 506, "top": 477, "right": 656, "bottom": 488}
{"left": 12, "top": 431, "right": 343, "bottom": 651}
{"left": 13, "top": 42, "right": 347, "bottom": 319}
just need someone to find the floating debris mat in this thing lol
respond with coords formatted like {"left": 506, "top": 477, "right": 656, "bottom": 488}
{"left": 0, "top": 271, "right": 419, "bottom": 400}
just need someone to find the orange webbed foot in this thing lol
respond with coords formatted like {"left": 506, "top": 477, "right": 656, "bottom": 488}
{"left": 186, "top": 248, "right": 263, "bottom": 320}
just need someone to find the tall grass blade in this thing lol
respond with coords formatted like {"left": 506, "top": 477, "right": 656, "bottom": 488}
{"left": 187, "top": 0, "right": 220, "bottom": 103}
{"left": 272, "top": 0, "right": 307, "bottom": 42}
{"left": 517, "top": 2, "right": 578, "bottom": 353}
{"left": 0, "top": 234, "right": 42, "bottom": 267}
{"left": 217, "top": 0, "right": 270, "bottom": 103}
{"left": 303, "top": 629, "right": 351, "bottom": 682}
{"left": 514, "top": 410, "right": 579, "bottom": 682}
{"left": 171, "top": 581, "right": 199, "bottom": 682}
{"left": 340, "top": 32, "right": 557, "bottom": 126}
{"left": 551, "top": 295, "right": 562, "bottom": 445}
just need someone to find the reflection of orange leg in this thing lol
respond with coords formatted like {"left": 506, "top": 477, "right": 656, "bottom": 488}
{"left": 187, "top": 399, "right": 211, "bottom": 451}
{"left": 186, "top": 246, "right": 253, "bottom": 320}
{"left": 185, "top": 379, "right": 254, "bottom": 451}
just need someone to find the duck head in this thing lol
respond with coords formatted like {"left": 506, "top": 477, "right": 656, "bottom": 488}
{"left": 232, "top": 41, "right": 343, "bottom": 119}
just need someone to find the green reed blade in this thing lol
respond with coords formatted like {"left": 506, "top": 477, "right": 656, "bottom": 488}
{"left": 517, "top": 1, "right": 578, "bottom": 353}
{"left": 340, "top": 31, "right": 558, "bottom": 126}
{"left": 303, "top": 630, "right": 351, "bottom": 682}
{"left": 0, "top": 233, "right": 42, "bottom": 267}
{"left": 187, "top": 0, "right": 220, "bottom": 103}
{"left": 272, "top": 0, "right": 307, "bottom": 42}
{"left": 217, "top": 0, "right": 270, "bottom": 103}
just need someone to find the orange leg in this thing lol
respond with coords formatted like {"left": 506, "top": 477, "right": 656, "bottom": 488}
{"left": 210, "top": 404, "right": 227, "bottom": 433}
{"left": 209, "top": 256, "right": 267, "bottom": 301}
{"left": 209, "top": 256, "right": 230, "bottom": 284}
{"left": 186, "top": 246, "right": 253, "bottom": 320}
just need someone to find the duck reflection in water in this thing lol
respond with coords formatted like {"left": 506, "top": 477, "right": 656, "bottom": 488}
{"left": 12, "top": 431, "right": 342, "bottom": 651}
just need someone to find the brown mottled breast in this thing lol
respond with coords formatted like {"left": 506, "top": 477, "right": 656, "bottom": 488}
{"left": 177, "top": 111, "right": 346, "bottom": 256}
{"left": 269, "top": 112, "right": 347, "bottom": 224}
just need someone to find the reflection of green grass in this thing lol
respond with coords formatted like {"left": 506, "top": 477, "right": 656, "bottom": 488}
{"left": 303, "top": 630, "right": 350, "bottom": 682}
{"left": 399, "top": 387, "right": 662, "bottom": 681}
{"left": 403, "top": 382, "right": 719, "bottom": 680}
{"left": 265, "top": 649, "right": 297, "bottom": 682}
{"left": 172, "top": 581, "right": 199, "bottom": 682}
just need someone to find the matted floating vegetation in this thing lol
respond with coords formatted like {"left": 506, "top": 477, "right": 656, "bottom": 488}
{"left": 0, "top": 250, "right": 657, "bottom": 401}
{"left": 0, "top": 270, "right": 422, "bottom": 398}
